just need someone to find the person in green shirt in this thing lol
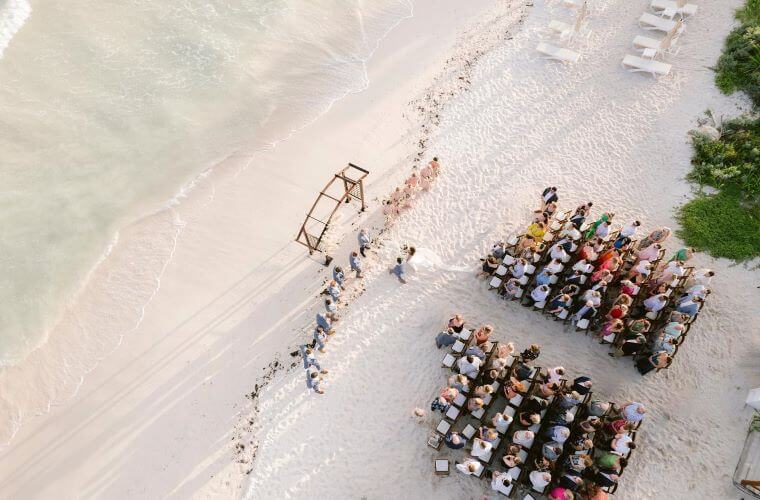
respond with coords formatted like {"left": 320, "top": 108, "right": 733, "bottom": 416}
{"left": 596, "top": 452, "right": 627, "bottom": 472}
{"left": 584, "top": 213, "right": 612, "bottom": 240}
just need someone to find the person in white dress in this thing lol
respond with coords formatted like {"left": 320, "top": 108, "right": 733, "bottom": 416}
{"left": 455, "top": 458, "right": 483, "bottom": 476}
{"left": 471, "top": 438, "right": 493, "bottom": 459}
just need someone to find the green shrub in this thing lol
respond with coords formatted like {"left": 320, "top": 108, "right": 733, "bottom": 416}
{"left": 688, "top": 115, "right": 760, "bottom": 197}
{"left": 715, "top": 0, "right": 760, "bottom": 106}
{"left": 677, "top": 187, "right": 760, "bottom": 261}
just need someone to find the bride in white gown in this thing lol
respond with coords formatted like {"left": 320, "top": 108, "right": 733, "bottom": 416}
{"left": 405, "top": 246, "right": 469, "bottom": 273}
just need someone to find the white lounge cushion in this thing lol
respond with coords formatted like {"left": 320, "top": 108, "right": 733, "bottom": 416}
{"left": 651, "top": 0, "right": 697, "bottom": 16}
{"left": 536, "top": 42, "right": 580, "bottom": 63}
{"left": 639, "top": 12, "right": 676, "bottom": 32}
{"left": 622, "top": 54, "right": 672, "bottom": 77}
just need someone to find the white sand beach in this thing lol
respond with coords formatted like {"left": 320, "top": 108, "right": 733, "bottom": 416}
{"left": 1, "top": 0, "right": 758, "bottom": 499}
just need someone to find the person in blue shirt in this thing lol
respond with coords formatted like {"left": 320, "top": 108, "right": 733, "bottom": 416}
{"left": 535, "top": 268, "right": 554, "bottom": 286}
{"left": 306, "top": 367, "right": 324, "bottom": 394}
{"left": 332, "top": 266, "right": 345, "bottom": 288}
{"left": 358, "top": 228, "right": 371, "bottom": 257}
{"left": 349, "top": 251, "right": 363, "bottom": 278}
{"left": 312, "top": 326, "right": 328, "bottom": 352}
{"left": 316, "top": 311, "right": 332, "bottom": 332}
{"left": 389, "top": 257, "right": 407, "bottom": 284}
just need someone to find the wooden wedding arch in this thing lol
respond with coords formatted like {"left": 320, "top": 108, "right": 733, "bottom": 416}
{"left": 296, "top": 163, "right": 369, "bottom": 254}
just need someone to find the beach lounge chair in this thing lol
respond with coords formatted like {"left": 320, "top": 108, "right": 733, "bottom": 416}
{"left": 622, "top": 55, "right": 672, "bottom": 77}
{"left": 651, "top": 0, "right": 697, "bottom": 18}
{"left": 536, "top": 42, "right": 580, "bottom": 63}
{"left": 549, "top": 20, "right": 576, "bottom": 40}
{"left": 639, "top": 12, "right": 676, "bottom": 32}
{"left": 633, "top": 33, "right": 681, "bottom": 56}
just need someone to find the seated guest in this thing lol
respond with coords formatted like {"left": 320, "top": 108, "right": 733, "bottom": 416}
{"left": 502, "top": 447, "right": 523, "bottom": 468}
{"left": 435, "top": 327, "right": 458, "bottom": 348}
{"left": 598, "top": 319, "right": 624, "bottom": 342}
{"left": 681, "top": 283, "right": 709, "bottom": 300}
{"left": 636, "top": 351, "right": 671, "bottom": 375}
{"left": 676, "top": 296, "right": 703, "bottom": 317}
{"left": 545, "top": 425, "right": 571, "bottom": 444}
{"left": 492, "top": 411, "right": 514, "bottom": 434}
{"left": 540, "top": 381, "right": 561, "bottom": 397}
{"left": 518, "top": 411, "right": 542, "bottom": 427}
{"left": 547, "top": 258, "right": 564, "bottom": 274}
{"left": 490, "top": 471, "right": 514, "bottom": 495}
{"left": 569, "top": 436, "right": 594, "bottom": 454}
{"left": 651, "top": 333, "right": 678, "bottom": 355}
{"left": 542, "top": 441, "right": 564, "bottom": 461}
{"left": 467, "top": 397, "right": 485, "bottom": 412}
{"left": 567, "top": 453, "right": 593, "bottom": 473}
{"left": 479, "top": 255, "right": 499, "bottom": 277}
{"left": 535, "top": 268, "right": 554, "bottom": 286}
{"left": 560, "top": 222, "right": 582, "bottom": 240}
{"left": 483, "top": 368, "right": 500, "bottom": 384}
{"left": 656, "top": 259, "right": 686, "bottom": 283}
{"left": 464, "top": 344, "right": 485, "bottom": 360}
{"left": 431, "top": 387, "right": 457, "bottom": 413}
{"left": 457, "top": 355, "right": 482, "bottom": 378}
{"left": 529, "top": 471, "right": 552, "bottom": 490}
{"left": 510, "top": 258, "right": 528, "bottom": 278}
{"left": 524, "top": 395, "right": 549, "bottom": 414}
{"left": 455, "top": 458, "right": 484, "bottom": 476}
{"left": 662, "top": 321, "right": 686, "bottom": 339}
{"left": 444, "top": 432, "right": 466, "bottom": 450}
{"left": 558, "top": 472, "right": 583, "bottom": 491}
{"left": 572, "top": 376, "right": 593, "bottom": 395}
{"left": 592, "top": 471, "right": 619, "bottom": 488}
{"left": 492, "top": 242, "right": 507, "bottom": 259}
{"left": 560, "top": 284, "right": 580, "bottom": 296}
{"left": 558, "top": 391, "right": 583, "bottom": 409}
{"left": 610, "top": 433, "right": 635, "bottom": 455}
{"left": 474, "top": 384, "right": 495, "bottom": 399}
{"left": 596, "top": 452, "right": 627, "bottom": 473}
{"left": 551, "top": 243, "right": 569, "bottom": 262}
{"left": 565, "top": 269, "right": 585, "bottom": 285}
{"left": 474, "top": 324, "right": 494, "bottom": 345}
{"left": 582, "top": 289, "right": 602, "bottom": 308}
{"left": 521, "top": 344, "right": 541, "bottom": 362}
{"left": 578, "top": 242, "right": 598, "bottom": 262}
{"left": 512, "top": 429, "right": 535, "bottom": 448}
{"left": 549, "top": 409, "right": 575, "bottom": 427}
{"left": 605, "top": 303, "right": 629, "bottom": 321}
{"left": 619, "top": 279, "right": 638, "bottom": 296}
{"left": 637, "top": 242, "right": 661, "bottom": 262}
{"left": 448, "top": 374, "right": 470, "bottom": 393}
{"left": 504, "top": 378, "right": 527, "bottom": 399}
{"left": 578, "top": 416, "right": 602, "bottom": 434}
{"left": 643, "top": 292, "right": 668, "bottom": 313}
{"left": 588, "top": 400, "right": 611, "bottom": 417}
{"left": 628, "top": 317, "right": 651, "bottom": 335}
{"left": 479, "top": 427, "right": 500, "bottom": 444}
{"left": 448, "top": 314, "right": 465, "bottom": 333}
{"left": 610, "top": 332, "right": 647, "bottom": 358}
{"left": 527, "top": 221, "right": 547, "bottom": 240}
{"left": 686, "top": 268, "right": 715, "bottom": 287}
{"left": 548, "top": 294, "right": 572, "bottom": 315}
{"left": 500, "top": 277, "right": 522, "bottom": 300}
{"left": 591, "top": 268, "right": 612, "bottom": 284}
{"left": 527, "top": 284, "right": 551, "bottom": 306}
{"left": 595, "top": 220, "right": 611, "bottom": 239}
{"left": 546, "top": 366, "right": 566, "bottom": 384}
{"left": 573, "top": 301, "right": 597, "bottom": 323}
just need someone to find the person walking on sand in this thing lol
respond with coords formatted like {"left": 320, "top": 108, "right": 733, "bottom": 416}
{"left": 306, "top": 366, "right": 325, "bottom": 394}
{"left": 389, "top": 257, "right": 407, "bottom": 284}
{"left": 301, "top": 345, "right": 328, "bottom": 374}
{"left": 316, "top": 311, "right": 332, "bottom": 333}
{"left": 332, "top": 266, "right": 346, "bottom": 289}
{"left": 327, "top": 280, "right": 341, "bottom": 303}
{"left": 312, "top": 326, "right": 328, "bottom": 353}
{"left": 325, "top": 298, "right": 339, "bottom": 321}
{"left": 349, "top": 251, "right": 363, "bottom": 278}
{"left": 358, "top": 228, "right": 371, "bottom": 257}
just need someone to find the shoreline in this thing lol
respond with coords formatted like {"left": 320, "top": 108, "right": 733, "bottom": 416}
{"left": 0, "top": 0, "right": 508, "bottom": 497}
{"left": 0, "top": 0, "right": 419, "bottom": 445}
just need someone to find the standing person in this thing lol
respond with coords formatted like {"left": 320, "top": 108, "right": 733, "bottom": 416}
{"left": 316, "top": 311, "right": 332, "bottom": 333}
{"left": 332, "top": 266, "right": 346, "bottom": 289}
{"left": 349, "top": 251, "right": 363, "bottom": 278}
{"left": 325, "top": 298, "right": 339, "bottom": 321}
{"left": 301, "top": 346, "right": 328, "bottom": 374}
{"left": 312, "top": 326, "right": 328, "bottom": 353}
{"left": 306, "top": 366, "right": 325, "bottom": 394}
{"left": 326, "top": 280, "right": 341, "bottom": 303}
{"left": 389, "top": 257, "right": 407, "bottom": 284}
{"left": 541, "top": 187, "right": 559, "bottom": 206}
{"left": 358, "top": 229, "right": 371, "bottom": 257}
{"left": 429, "top": 157, "right": 441, "bottom": 177}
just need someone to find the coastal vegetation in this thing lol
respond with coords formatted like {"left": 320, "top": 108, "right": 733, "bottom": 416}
{"left": 677, "top": 1, "right": 760, "bottom": 261}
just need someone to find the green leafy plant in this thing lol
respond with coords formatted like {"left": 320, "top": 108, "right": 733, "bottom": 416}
{"left": 715, "top": 0, "right": 760, "bottom": 106}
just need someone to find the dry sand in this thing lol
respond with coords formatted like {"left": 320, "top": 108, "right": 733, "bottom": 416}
{"left": 1, "top": 0, "right": 758, "bottom": 499}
